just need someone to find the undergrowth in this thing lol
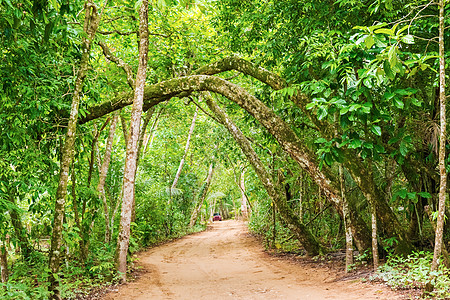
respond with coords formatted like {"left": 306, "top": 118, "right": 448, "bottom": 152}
{"left": 0, "top": 224, "right": 206, "bottom": 299}
{"left": 371, "top": 251, "right": 450, "bottom": 299}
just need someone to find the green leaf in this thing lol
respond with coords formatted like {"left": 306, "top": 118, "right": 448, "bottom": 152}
{"left": 340, "top": 106, "right": 350, "bottom": 115}
{"left": 411, "top": 97, "right": 422, "bottom": 107}
{"left": 396, "top": 188, "right": 407, "bottom": 199}
{"left": 306, "top": 102, "right": 316, "bottom": 110}
{"left": 401, "top": 34, "right": 414, "bottom": 44}
{"left": 384, "top": 60, "right": 395, "bottom": 80}
{"left": 407, "top": 192, "right": 416, "bottom": 200}
{"left": 371, "top": 125, "right": 382, "bottom": 136}
{"left": 349, "top": 139, "right": 362, "bottom": 149}
{"left": 374, "top": 28, "right": 394, "bottom": 35}
{"left": 388, "top": 45, "right": 398, "bottom": 68}
{"left": 393, "top": 98, "right": 404, "bottom": 109}
{"left": 399, "top": 140, "right": 408, "bottom": 156}
{"left": 317, "top": 107, "right": 328, "bottom": 120}
{"left": 397, "top": 25, "right": 410, "bottom": 35}
{"left": 363, "top": 142, "right": 374, "bottom": 149}
{"left": 324, "top": 153, "right": 334, "bottom": 166}
{"left": 418, "top": 192, "right": 432, "bottom": 199}
{"left": 364, "top": 35, "right": 375, "bottom": 48}
{"left": 315, "top": 138, "right": 328, "bottom": 144}
{"left": 49, "top": 0, "right": 59, "bottom": 10}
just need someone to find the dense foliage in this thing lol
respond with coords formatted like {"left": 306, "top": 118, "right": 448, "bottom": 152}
{"left": 1, "top": 0, "right": 450, "bottom": 298}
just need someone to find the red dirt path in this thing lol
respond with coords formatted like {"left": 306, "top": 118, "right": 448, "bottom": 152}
{"left": 103, "top": 220, "right": 403, "bottom": 300}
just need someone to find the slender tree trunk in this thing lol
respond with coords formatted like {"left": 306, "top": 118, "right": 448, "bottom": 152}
{"left": 143, "top": 107, "right": 164, "bottom": 154}
{"left": 137, "top": 108, "right": 155, "bottom": 168}
{"left": 115, "top": 0, "right": 149, "bottom": 282}
{"left": 48, "top": 1, "right": 100, "bottom": 297}
{"left": 87, "top": 119, "right": 110, "bottom": 186}
{"left": 371, "top": 205, "right": 379, "bottom": 271}
{"left": 8, "top": 192, "right": 32, "bottom": 259}
{"left": 298, "top": 173, "right": 303, "bottom": 222}
{"left": 110, "top": 192, "right": 122, "bottom": 239}
{"left": 339, "top": 166, "right": 353, "bottom": 272}
{"left": 71, "top": 165, "right": 80, "bottom": 230}
{"left": 206, "top": 95, "right": 325, "bottom": 255}
{"left": 431, "top": 0, "right": 447, "bottom": 275}
{"left": 171, "top": 106, "right": 199, "bottom": 190}
{"left": 120, "top": 114, "right": 129, "bottom": 146}
{"left": 239, "top": 169, "right": 249, "bottom": 219}
{"left": 131, "top": 108, "right": 155, "bottom": 225}
{"left": 425, "top": 206, "right": 450, "bottom": 268}
{"left": 87, "top": 124, "right": 98, "bottom": 187}
{"left": 189, "top": 163, "right": 215, "bottom": 227}
{"left": 0, "top": 241, "right": 7, "bottom": 283}
{"left": 98, "top": 113, "right": 119, "bottom": 243}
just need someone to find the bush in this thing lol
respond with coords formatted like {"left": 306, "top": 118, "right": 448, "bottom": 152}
{"left": 371, "top": 251, "right": 450, "bottom": 299}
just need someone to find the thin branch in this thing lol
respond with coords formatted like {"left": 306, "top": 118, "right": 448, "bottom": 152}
{"left": 189, "top": 96, "right": 221, "bottom": 123}
{"left": 97, "top": 41, "right": 135, "bottom": 88}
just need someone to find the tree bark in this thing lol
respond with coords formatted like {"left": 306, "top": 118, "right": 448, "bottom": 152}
{"left": 205, "top": 95, "right": 325, "bottom": 256}
{"left": 239, "top": 169, "right": 249, "bottom": 219}
{"left": 429, "top": 2, "right": 447, "bottom": 287}
{"left": 372, "top": 206, "right": 379, "bottom": 271}
{"left": 189, "top": 163, "right": 215, "bottom": 227}
{"left": 431, "top": 0, "right": 447, "bottom": 271}
{"left": 98, "top": 113, "right": 119, "bottom": 243}
{"left": 171, "top": 106, "right": 198, "bottom": 190}
{"left": 48, "top": 1, "right": 100, "bottom": 297}
{"left": 115, "top": 0, "right": 149, "bottom": 282}
{"left": 87, "top": 118, "right": 110, "bottom": 186}
{"left": 339, "top": 166, "right": 353, "bottom": 272}
{"left": 0, "top": 241, "right": 8, "bottom": 283}
{"left": 120, "top": 114, "right": 129, "bottom": 146}
{"left": 143, "top": 106, "right": 164, "bottom": 154}
{"left": 80, "top": 56, "right": 286, "bottom": 124}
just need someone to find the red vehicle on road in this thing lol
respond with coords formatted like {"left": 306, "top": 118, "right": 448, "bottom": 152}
{"left": 212, "top": 213, "right": 222, "bottom": 221}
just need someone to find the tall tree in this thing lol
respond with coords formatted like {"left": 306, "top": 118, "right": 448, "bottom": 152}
{"left": 428, "top": 0, "right": 447, "bottom": 291}
{"left": 47, "top": 0, "right": 101, "bottom": 297}
{"left": 98, "top": 112, "right": 119, "bottom": 243}
{"left": 115, "top": 0, "right": 149, "bottom": 281}
{"left": 171, "top": 106, "right": 199, "bottom": 190}
{"left": 189, "top": 163, "right": 215, "bottom": 227}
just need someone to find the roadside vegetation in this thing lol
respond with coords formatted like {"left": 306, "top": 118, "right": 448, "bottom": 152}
{"left": 1, "top": 0, "right": 450, "bottom": 298}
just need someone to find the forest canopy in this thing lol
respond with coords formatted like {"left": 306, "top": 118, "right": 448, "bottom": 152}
{"left": 1, "top": 0, "right": 450, "bottom": 298}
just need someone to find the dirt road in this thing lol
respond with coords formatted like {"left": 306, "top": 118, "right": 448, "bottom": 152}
{"left": 103, "top": 220, "right": 402, "bottom": 300}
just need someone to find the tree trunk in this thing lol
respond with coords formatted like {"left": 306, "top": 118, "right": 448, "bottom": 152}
{"left": 137, "top": 108, "right": 155, "bottom": 168}
{"left": 189, "top": 163, "right": 215, "bottom": 227}
{"left": 120, "top": 114, "right": 129, "bottom": 146}
{"left": 143, "top": 106, "right": 164, "bottom": 154}
{"left": 339, "top": 166, "right": 353, "bottom": 272}
{"left": 371, "top": 206, "right": 379, "bottom": 271}
{"left": 131, "top": 108, "right": 155, "bottom": 225}
{"left": 239, "top": 169, "right": 249, "bottom": 219}
{"left": 115, "top": 0, "right": 149, "bottom": 282}
{"left": 171, "top": 106, "right": 198, "bottom": 190}
{"left": 98, "top": 113, "right": 119, "bottom": 243}
{"left": 8, "top": 192, "right": 32, "bottom": 259}
{"left": 87, "top": 118, "right": 110, "bottom": 186}
{"left": 0, "top": 241, "right": 7, "bottom": 283}
{"left": 431, "top": 0, "right": 447, "bottom": 275}
{"left": 205, "top": 95, "right": 325, "bottom": 256}
{"left": 424, "top": 206, "right": 450, "bottom": 268}
{"left": 48, "top": 1, "right": 100, "bottom": 297}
